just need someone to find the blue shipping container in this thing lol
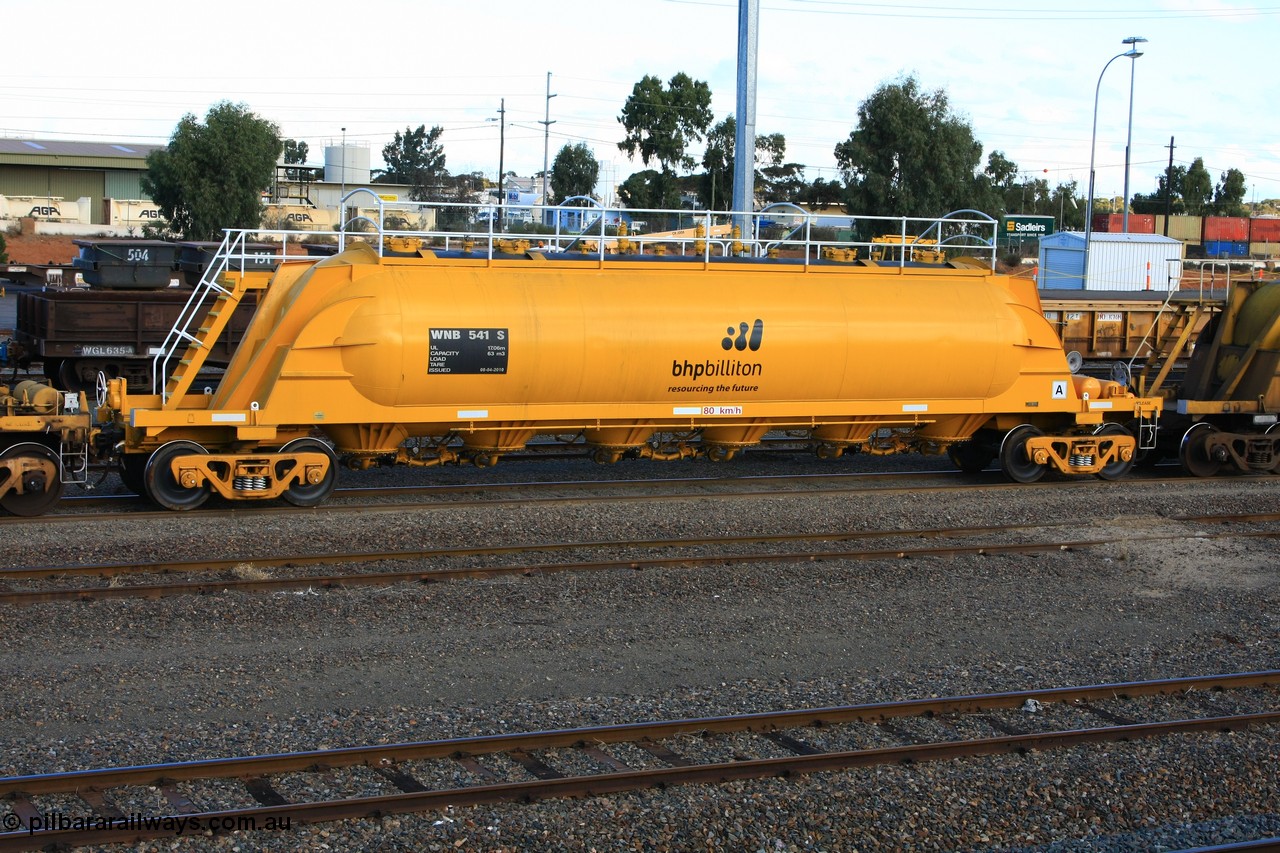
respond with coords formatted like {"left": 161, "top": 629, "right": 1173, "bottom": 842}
{"left": 1203, "top": 240, "right": 1248, "bottom": 258}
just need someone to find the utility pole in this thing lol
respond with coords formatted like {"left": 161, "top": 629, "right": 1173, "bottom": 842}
{"left": 496, "top": 99, "right": 506, "bottom": 226}
{"left": 540, "top": 73, "right": 557, "bottom": 218}
{"left": 1163, "top": 136, "right": 1175, "bottom": 236}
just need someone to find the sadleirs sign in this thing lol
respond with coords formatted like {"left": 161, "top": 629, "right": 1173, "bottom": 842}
{"left": 1000, "top": 215, "right": 1055, "bottom": 240}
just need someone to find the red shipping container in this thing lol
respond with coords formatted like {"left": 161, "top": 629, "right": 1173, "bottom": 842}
{"left": 1250, "top": 217, "right": 1280, "bottom": 242}
{"left": 1092, "top": 213, "right": 1122, "bottom": 233}
{"left": 1203, "top": 216, "right": 1249, "bottom": 241}
{"left": 1090, "top": 213, "right": 1154, "bottom": 233}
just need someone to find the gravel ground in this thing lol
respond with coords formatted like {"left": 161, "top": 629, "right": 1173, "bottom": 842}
{"left": 0, "top": 454, "right": 1277, "bottom": 852}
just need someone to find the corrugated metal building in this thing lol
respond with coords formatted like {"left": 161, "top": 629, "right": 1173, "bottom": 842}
{"left": 1037, "top": 231, "right": 1184, "bottom": 291}
{"left": 0, "top": 139, "right": 161, "bottom": 224}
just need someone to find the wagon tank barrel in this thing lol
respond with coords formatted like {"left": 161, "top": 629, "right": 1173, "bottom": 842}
{"left": 93, "top": 202, "right": 1164, "bottom": 511}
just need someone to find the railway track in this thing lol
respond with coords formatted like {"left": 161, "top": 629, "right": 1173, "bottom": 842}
{"left": 4, "top": 464, "right": 1199, "bottom": 525}
{"left": 3, "top": 509, "right": 1278, "bottom": 605}
{"left": 1, "top": 671, "right": 1276, "bottom": 851}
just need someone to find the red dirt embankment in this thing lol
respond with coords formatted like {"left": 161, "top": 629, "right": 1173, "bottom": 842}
{"left": 2, "top": 232, "right": 79, "bottom": 264}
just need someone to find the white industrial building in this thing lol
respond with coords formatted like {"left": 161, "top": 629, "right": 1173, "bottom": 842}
{"left": 1038, "top": 231, "right": 1185, "bottom": 291}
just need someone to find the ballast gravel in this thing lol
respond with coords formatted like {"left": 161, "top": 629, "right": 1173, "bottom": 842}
{"left": 0, "top": 452, "right": 1277, "bottom": 852}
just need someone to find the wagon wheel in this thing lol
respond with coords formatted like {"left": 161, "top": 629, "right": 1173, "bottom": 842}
{"left": 41, "top": 358, "right": 64, "bottom": 386}
{"left": 57, "top": 360, "right": 88, "bottom": 392}
{"left": 998, "top": 424, "right": 1046, "bottom": 483}
{"left": 277, "top": 437, "right": 339, "bottom": 507}
{"left": 1110, "top": 361, "right": 1131, "bottom": 389}
{"left": 1093, "top": 422, "right": 1135, "bottom": 481}
{"left": 946, "top": 440, "right": 993, "bottom": 473}
{"left": 144, "top": 440, "right": 211, "bottom": 511}
{"left": 1266, "top": 423, "right": 1280, "bottom": 475}
{"left": 0, "top": 442, "right": 64, "bottom": 517}
{"left": 1178, "top": 423, "right": 1222, "bottom": 478}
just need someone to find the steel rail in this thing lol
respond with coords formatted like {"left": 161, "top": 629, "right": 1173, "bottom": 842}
{"left": 8, "top": 467, "right": 1183, "bottom": 525}
{"left": 1175, "top": 841, "right": 1280, "bottom": 852}
{"left": 3, "top": 508, "right": 1276, "bottom": 582}
{"left": 0, "top": 510, "right": 1233, "bottom": 580}
{"left": 3, "top": 518, "right": 1277, "bottom": 606}
{"left": 1, "top": 671, "right": 1276, "bottom": 851}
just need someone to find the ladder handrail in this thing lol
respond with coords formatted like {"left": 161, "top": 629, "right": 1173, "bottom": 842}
{"left": 151, "top": 231, "right": 240, "bottom": 397}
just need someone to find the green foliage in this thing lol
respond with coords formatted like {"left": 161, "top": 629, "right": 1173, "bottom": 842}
{"left": 282, "top": 139, "right": 308, "bottom": 165}
{"left": 0, "top": 231, "right": 7, "bottom": 263}
{"left": 975, "top": 151, "right": 1057, "bottom": 218}
{"left": 1131, "top": 163, "right": 1248, "bottom": 217}
{"left": 549, "top": 143, "right": 600, "bottom": 204}
{"left": 699, "top": 117, "right": 733, "bottom": 209}
{"left": 1214, "top": 167, "right": 1248, "bottom": 216}
{"left": 376, "top": 125, "right": 448, "bottom": 201}
{"left": 1181, "top": 158, "right": 1214, "bottom": 216}
{"left": 142, "top": 101, "right": 282, "bottom": 241}
{"left": 1131, "top": 164, "right": 1187, "bottom": 216}
{"left": 618, "top": 73, "right": 713, "bottom": 175}
{"left": 617, "top": 169, "right": 682, "bottom": 211}
{"left": 696, "top": 117, "right": 805, "bottom": 207}
{"left": 797, "top": 177, "right": 847, "bottom": 207}
{"left": 281, "top": 139, "right": 310, "bottom": 182}
{"left": 1052, "top": 179, "right": 1083, "bottom": 231}
{"left": 983, "top": 151, "right": 1019, "bottom": 188}
{"left": 833, "top": 75, "right": 984, "bottom": 217}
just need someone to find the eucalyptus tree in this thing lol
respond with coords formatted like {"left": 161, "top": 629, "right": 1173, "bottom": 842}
{"left": 142, "top": 101, "right": 282, "bottom": 240}
{"left": 549, "top": 142, "right": 600, "bottom": 203}
{"left": 618, "top": 72, "right": 713, "bottom": 186}
{"left": 376, "top": 125, "right": 449, "bottom": 201}
{"left": 833, "top": 75, "right": 985, "bottom": 217}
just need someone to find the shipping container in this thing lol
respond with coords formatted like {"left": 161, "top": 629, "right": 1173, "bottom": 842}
{"left": 1203, "top": 216, "right": 1249, "bottom": 242}
{"left": 1250, "top": 242, "right": 1280, "bottom": 258}
{"left": 1091, "top": 213, "right": 1155, "bottom": 234}
{"left": 1249, "top": 216, "right": 1280, "bottom": 243}
{"left": 1155, "top": 214, "right": 1203, "bottom": 243}
{"left": 1203, "top": 240, "right": 1249, "bottom": 259}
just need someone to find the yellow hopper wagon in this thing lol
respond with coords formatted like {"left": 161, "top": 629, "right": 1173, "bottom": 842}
{"left": 104, "top": 202, "right": 1161, "bottom": 511}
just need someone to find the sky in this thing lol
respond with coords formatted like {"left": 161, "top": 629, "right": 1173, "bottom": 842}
{"left": 4, "top": 0, "right": 1279, "bottom": 209}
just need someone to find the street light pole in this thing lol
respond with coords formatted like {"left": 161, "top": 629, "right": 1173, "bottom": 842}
{"left": 339, "top": 126, "right": 346, "bottom": 232}
{"left": 1083, "top": 42, "right": 1144, "bottom": 287}
{"left": 1121, "top": 36, "right": 1148, "bottom": 232}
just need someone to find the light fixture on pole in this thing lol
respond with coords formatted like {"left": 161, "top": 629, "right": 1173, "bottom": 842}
{"left": 1083, "top": 41, "right": 1144, "bottom": 287}
{"left": 1121, "top": 36, "right": 1148, "bottom": 232}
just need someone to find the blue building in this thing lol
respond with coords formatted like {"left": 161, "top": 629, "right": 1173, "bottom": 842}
{"left": 1037, "top": 231, "right": 1184, "bottom": 291}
